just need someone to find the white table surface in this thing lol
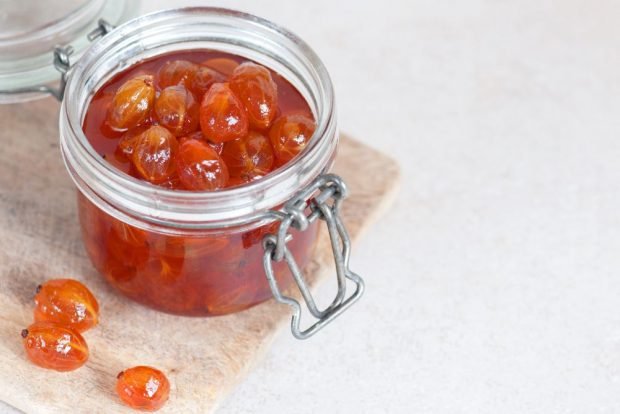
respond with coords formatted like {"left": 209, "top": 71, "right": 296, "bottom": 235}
{"left": 4, "top": 0, "right": 620, "bottom": 412}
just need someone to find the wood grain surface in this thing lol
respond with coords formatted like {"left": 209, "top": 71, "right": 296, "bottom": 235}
{"left": 0, "top": 98, "right": 399, "bottom": 413}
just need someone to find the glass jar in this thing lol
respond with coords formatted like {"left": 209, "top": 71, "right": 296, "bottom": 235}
{"left": 13, "top": 7, "right": 363, "bottom": 339}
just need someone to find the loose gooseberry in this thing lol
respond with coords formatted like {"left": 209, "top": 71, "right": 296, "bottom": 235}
{"left": 21, "top": 322, "right": 89, "bottom": 372}
{"left": 221, "top": 131, "right": 274, "bottom": 182}
{"left": 229, "top": 62, "right": 278, "bottom": 129}
{"left": 175, "top": 139, "right": 229, "bottom": 191}
{"left": 116, "top": 366, "right": 170, "bottom": 411}
{"left": 107, "top": 75, "right": 155, "bottom": 130}
{"left": 33, "top": 279, "right": 99, "bottom": 333}
{"left": 202, "top": 57, "right": 239, "bottom": 77}
{"left": 154, "top": 85, "right": 199, "bottom": 136}
{"left": 157, "top": 60, "right": 197, "bottom": 88}
{"left": 132, "top": 126, "right": 179, "bottom": 183}
{"left": 188, "top": 66, "right": 225, "bottom": 99}
{"left": 178, "top": 131, "right": 224, "bottom": 154}
{"left": 269, "top": 114, "right": 316, "bottom": 166}
{"left": 199, "top": 83, "right": 248, "bottom": 143}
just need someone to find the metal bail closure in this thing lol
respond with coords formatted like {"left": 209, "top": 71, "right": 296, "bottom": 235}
{"left": 262, "top": 174, "right": 365, "bottom": 339}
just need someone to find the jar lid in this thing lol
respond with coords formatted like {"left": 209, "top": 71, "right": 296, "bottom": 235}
{"left": 0, "top": 0, "right": 139, "bottom": 103}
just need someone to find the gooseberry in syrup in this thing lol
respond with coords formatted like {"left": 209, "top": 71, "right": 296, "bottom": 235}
{"left": 179, "top": 130, "right": 224, "bottom": 154}
{"left": 107, "top": 75, "right": 155, "bottom": 131}
{"left": 33, "top": 279, "right": 99, "bottom": 333}
{"left": 269, "top": 114, "right": 316, "bottom": 166}
{"left": 116, "top": 366, "right": 170, "bottom": 411}
{"left": 229, "top": 62, "right": 278, "bottom": 129}
{"left": 199, "top": 83, "right": 249, "bottom": 143}
{"left": 21, "top": 322, "right": 89, "bottom": 372}
{"left": 175, "top": 139, "right": 229, "bottom": 190}
{"left": 202, "top": 57, "right": 239, "bottom": 77}
{"left": 157, "top": 60, "right": 197, "bottom": 88}
{"left": 118, "top": 126, "right": 150, "bottom": 157}
{"left": 221, "top": 131, "right": 274, "bottom": 182}
{"left": 154, "top": 85, "right": 200, "bottom": 137}
{"left": 226, "top": 176, "right": 250, "bottom": 188}
{"left": 106, "top": 225, "right": 150, "bottom": 268}
{"left": 188, "top": 66, "right": 225, "bottom": 99}
{"left": 132, "top": 126, "right": 179, "bottom": 183}
{"left": 82, "top": 51, "right": 319, "bottom": 316}
{"left": 111, "top": 220, "right": 148, "bottom": 247}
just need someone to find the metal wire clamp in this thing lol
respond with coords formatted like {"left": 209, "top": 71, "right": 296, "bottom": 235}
{"left": 262, "top": 174, "right": 365, "bottom": 339}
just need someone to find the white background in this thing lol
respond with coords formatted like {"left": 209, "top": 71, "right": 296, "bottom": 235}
{"left": 5, "top": 0, "right": 620, "bottom": 413}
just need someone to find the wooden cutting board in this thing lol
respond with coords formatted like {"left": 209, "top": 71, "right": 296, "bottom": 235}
{"left": 0, "top": 98, "right": 400, "bottom": 413}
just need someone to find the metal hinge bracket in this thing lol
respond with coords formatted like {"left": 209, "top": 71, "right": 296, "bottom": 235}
{"left": 262, "top": 174, "right": 365, "bottom": 339}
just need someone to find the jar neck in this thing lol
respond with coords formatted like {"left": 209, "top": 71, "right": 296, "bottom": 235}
{"left": 59, "top": 7, "right": 337, "bottom": 232}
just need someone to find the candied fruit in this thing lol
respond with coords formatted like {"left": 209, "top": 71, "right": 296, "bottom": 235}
{"left": 199, "top": 83, "right": 249, "bottom": 143}
{"left": 202, "top": 57, "right": 239, "bottom": 76}
{"left": 154, "top": 85, "right": 200, "bottom": 137}
{"left": 269, "top": 114, "right": 316, "bottom": 166}
{"left": 230, "top": 62, "right": 278, "bottom": 129}
{"left": 189, "top": 66, "right": 225, "bottom": 99}
{"left": 106, "top": 222, "right": 150, "bottom": 268}
{"left": 111, "top": 220, "right": 148, "bottom": 247}
{"left": 21, "top": 322, "right": 89, "bottom": 372}
{"left": 118, "top": 126, "right": 149, "bottom": 157}
{"left": 132, "top": 126, "right": 179, "bottom": 183}
{"left": 82, "top": 50, "right": 319, "bottom": 316}
{"left": 34, "top": 279, "right": 99, "bottom": 333}
{"left": 157, "top": 60, "right": 197, "bottom": 88}
{"left": 116, "top": 366, "right": 170, "bottom": 411}
{"left": 164, "top": 235, "right": 228, "bottom": 259}
{"left": 107, "top": 75, "right": 155, "bottom": 130}
{"left": 175, "top": 139, "right": 229, "bottom": 190}
{"left": 226, "top": 176, "right": 250, "bottom": 188}
{"left": 179, "top": 131, "right": 224, "bottom": 154}
{"left": 221, "top": 131, "right": 274, "bottom": 182}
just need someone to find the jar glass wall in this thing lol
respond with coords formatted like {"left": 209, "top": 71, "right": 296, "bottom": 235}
{"left": 77, "top": 192, "right": 320, "bottom": 315}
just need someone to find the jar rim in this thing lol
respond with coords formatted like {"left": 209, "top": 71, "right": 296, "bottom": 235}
{"left": 59, "top": 7, "right": 338, "bottom": 231}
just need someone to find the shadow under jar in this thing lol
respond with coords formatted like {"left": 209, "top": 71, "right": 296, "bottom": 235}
{"left": 59, "top": 8, "right": 363, "bottom": 337}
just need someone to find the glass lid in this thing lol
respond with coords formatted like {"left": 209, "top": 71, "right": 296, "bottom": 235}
{"left": 0, "top": 0, "right": 139, "bottom": 103}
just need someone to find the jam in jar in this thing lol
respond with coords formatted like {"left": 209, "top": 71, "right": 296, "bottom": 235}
{"left": 79, "top": 50, "right": 319, "bottom": 316}
{"left": 60, "top": 8, "right": 349, "bottom": 330}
